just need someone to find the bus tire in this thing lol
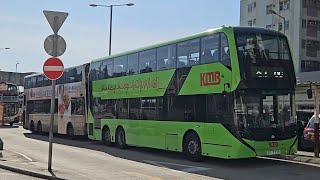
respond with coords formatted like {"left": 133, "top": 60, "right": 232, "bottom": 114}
{"left": 67, "top": 123, "right": 74, "bottom": 139}
{"left": 102, "top": 126, "right": 112, "bottom": 146}
{"left": 183, "top": 132, "right": 203, "bottom": 162}
{"left": 115, "top": 127, "right": 127, "bottom": 149}
{"left": 30, "top": 121, "right": 36, "bottom": 133}
{"left": 37, "top": 122, "right": 43, "bottom": 135}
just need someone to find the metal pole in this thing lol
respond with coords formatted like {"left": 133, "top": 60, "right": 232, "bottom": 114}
{"left": 314, "top": 85, "right": 319, "bottom": 158}
{"left": 48, "top": 16, "right": 59, "bottom": 171}
{"left": 283, "top": 17, "right": 285, "bottom": 35}
{"left": 109, "top": 5, "right": 113, "bottom": 56}
{"left": 48, "top": 79, "right": 56, "bottom": 171}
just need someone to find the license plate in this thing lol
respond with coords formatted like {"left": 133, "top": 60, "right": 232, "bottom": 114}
{"left": 267, "top": 150, "right": 281, "bottom": 155}
{"left": 269, "top": 142, "right": 278, "bottom": 147}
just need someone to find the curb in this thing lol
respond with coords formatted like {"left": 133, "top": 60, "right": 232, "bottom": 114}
{"left": 0, "top": 162, "right": 66, "bottom": 180}
{"left": 274, "top": 154, "right": 320, "bottom": 165}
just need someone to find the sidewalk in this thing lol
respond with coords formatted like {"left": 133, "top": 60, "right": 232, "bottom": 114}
{"left": 0, "top": 149, "right": 89, "bottom": 180}
{"left": 274, "top": 151, "right": 320, "bottom": 165}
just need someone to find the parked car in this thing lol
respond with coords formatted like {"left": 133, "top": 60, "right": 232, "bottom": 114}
{"left": 300, "top": 115, "right": 320, "bottom": 150}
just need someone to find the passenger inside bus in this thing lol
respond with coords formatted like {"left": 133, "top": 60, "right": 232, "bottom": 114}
{"left": 201, "top": 49, "right": 213, "bottom": 64}
{"left": 157, "top": 59, "right": 166, "bottom": 70}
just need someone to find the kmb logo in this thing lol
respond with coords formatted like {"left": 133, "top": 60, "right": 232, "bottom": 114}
{"left": 200, "top": 71, "right": 221, "bottom": 86}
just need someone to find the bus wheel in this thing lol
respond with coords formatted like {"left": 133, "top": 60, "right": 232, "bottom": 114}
{"left": 102, "top": 126, "right": 112, "bottom": 146}
{"left": 37, "top": 122, "right": 42, "bottom": 135}
{"left": 67, "top": 124, "right": 74, "bottom": 139}
{"left": 116, "top": 127, "right": 127, "bottom": 149}
{"left": 30, "top": 121, "right": 36, "bottom": 133}
{"left": 183, "top": 132, "right": 203, "bottom": 162}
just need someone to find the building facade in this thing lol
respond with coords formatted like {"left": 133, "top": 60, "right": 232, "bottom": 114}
{"left": 240, "top": 0, "right": 320, "bottom": 73}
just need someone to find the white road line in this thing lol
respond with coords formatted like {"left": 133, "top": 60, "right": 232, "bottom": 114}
{"left": 258, "top": 156, "right": 320, "bottom": 168}
{"left": 123, "top": 171, "right": 163, "bottom": 180}
{"left": 143, "top": 160, "right": 211, "bottom": 173}
{"left": 7, "top": 149, "right": 33, "bottom": 162}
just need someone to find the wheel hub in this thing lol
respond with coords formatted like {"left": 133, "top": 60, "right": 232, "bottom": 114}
{"left": 188, "top": 140, "right": 199, "bottom": 154}
{"left": 105, "top": 131, "right": 110, "bottom": 141}
{"left": 118, "top": 132, "right": 124, "bottom": 145}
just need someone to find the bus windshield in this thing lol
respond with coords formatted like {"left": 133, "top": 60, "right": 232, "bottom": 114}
{"left": 3, "top": 84, "right": 19, "bottom": 96}
{"left": 236, "top": 32, "right": 290, "bottom": 63}
{"left": 234, "top": 29, "right": 296, "bottom": 90}
{"left": 235, "top": 90, "right": 295, "bottom": 130}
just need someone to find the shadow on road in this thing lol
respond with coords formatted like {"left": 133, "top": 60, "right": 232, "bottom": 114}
{"left": 0, "top": 124, "right": 19, "bottom": 128}
{"left": 23, "top": 132, "right": 319, "bottom": 180}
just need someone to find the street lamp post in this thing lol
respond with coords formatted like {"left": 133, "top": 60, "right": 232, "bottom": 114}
{"left": 16, "top": 63, "right": 19, "bottom": 72}
{"left": 269, "top": 10, "right": 286, "bottom": 35}
{"left": 89, "top": 3, "right": 134, "bottom": 56}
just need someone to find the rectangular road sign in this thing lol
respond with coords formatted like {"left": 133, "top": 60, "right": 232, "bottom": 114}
{"left": 43, "top": 10, "right": 69, "bottom": 33}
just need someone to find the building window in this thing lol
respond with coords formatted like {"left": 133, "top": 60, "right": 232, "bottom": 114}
{"left": 306, "top": 45, "right": 318, "bottom": 57}
{"left": 248, "top": 20, "right": 252, "bottom": 26}
{"left": 306, "top": 40, "right": 320, "bottom": 57}
{"left": 303, "top": 0, "right": 308, "bottom": 8}
{"left": 280, "top": 0, "right": 290, "bottom": 11}
{"left": 279, "top": 22, "right": 283, "bottom": 31}
{"left": 301, "top": 60, "right": 320, "bottom": 72}
{"left": 266, "top": 4, "right": 273, "bottom": 14}
{"left": 248, "top": 2, "right": 256, "bottom": 13}
{"left": 302, "top": 39, "right": 306, "bottom": 49}
{"left": 307, "top": 6, "right": 318, "bottom": 17}
{"left": 307, "top": 20, "right": 318, "bottom": 37}
{"left": 302, "top": 19, "right": 307, "bottom": 28}
{"left": 285, "top": 20, "right": 289, "bottom": 30}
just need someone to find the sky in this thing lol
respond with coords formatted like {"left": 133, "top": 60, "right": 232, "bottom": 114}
{"left": 0, "top": 0, "right": 240, "bottom": 73}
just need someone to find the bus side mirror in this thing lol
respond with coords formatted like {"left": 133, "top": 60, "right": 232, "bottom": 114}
{"left": 307, "top": 88, "right": 313, "bottom": 99}
{"left": 222, "top": 83, "right": 230, "bottom": 98}
{"left": 222, "top": 90, "right": 227, "bottom": 97}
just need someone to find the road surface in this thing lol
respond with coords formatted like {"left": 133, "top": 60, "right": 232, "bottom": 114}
{"left": 0, "top": 125, "right": 319, "bottom": 180}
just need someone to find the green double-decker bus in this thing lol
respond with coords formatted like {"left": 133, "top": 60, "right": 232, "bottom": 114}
{"left": 87, "top": 26, "right": 297, "bottom": 161}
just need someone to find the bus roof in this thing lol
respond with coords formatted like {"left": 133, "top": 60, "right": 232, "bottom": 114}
{"left": 24, "top": 63, "right": 88, "bottom": 79}
{"left": 91, "top": 26, "right": 226, "bottom": 64}
{"left": 91, "top": 26, "right": 285, "bottom": 64}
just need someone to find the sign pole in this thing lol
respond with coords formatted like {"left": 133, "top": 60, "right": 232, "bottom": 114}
{"left": 43, "top": 10, "right": 68, "bottom": 172}
{"left": 48, "top": 16, "right": 58, "bottom": 172}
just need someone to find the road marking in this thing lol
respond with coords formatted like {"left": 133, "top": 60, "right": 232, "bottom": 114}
{"left": 7, "top": 149, "right": 33, "bottom": 162}
{"left": 123, "top": 171, "right": 163, "bottom": 180}
{"left": 143, "top": 160, "right": 211, "bottom": 173}
{"left": 259, "top": 156, "right": 320, "bottom": 168}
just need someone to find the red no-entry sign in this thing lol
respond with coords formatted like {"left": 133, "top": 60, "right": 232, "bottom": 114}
{"left": 43, "top": 57, "right": 64, "bottom": 80}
